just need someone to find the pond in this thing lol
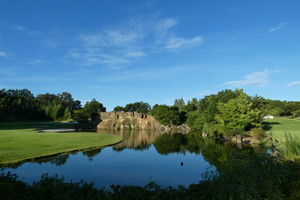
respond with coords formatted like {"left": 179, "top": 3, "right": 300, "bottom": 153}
{"left": 2, "top": 130, "right": 262, "bottom": 188}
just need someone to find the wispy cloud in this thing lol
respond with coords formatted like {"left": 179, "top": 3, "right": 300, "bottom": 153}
{"left": 286, "top": 81, "right": 300, "bottom": 87}
{"left": 165, "top": 36, "right": 203, "bottom": 51}
{"left": 0, "top": 67, "right": 20, "bottom": 76}
{"left": 196, "top": 90, "right": 213, "bottom": 97}
{"left": 28, "top": 59, "right": 45, "bottom": 65}
{"left": 0, "top": 51, "right": 8, "bottom": 57}
{"left": 13, "top": 25, "right": 27, "bottom": 31}
{"left": 269, "top": 22, "right": 287, "bottom": 32}
{"left": 66, "top": 15, "right": 203, "bottom": 68}
{"left": 100, "top": 65, "right": 195, "bottom": 82}
{"left": 223, "top": 69, "right": 274, "bottom": 87}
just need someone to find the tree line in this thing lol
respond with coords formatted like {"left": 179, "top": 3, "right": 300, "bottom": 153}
{"left": 0, "top": 89, "right": 105, "bottom": 122}
{"left": 2, "top": 88, "right": 300, "bottom": 136}
{"left": 171, "top": 89, "right": 300, "bottom": 138}
{"left": 113, "top": 89, "right": 300, "bottom": 138}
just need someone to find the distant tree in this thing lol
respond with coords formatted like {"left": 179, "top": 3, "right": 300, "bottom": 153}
{"left": 184, "top": 98, "right": 198, "bottom": 112}
{"left": 72, "top": 100, "right": 82, "bottom": 110}
{"left": 250, "top": 95, "right": 270, "bottom": 123}
{"left": 63, "top": 107, "right": 72, "bottom": 120}
{"left": 83, "top": 99, "right": 106, "bottom": 120}
{"left": 59, "top": 92, "right": 74, "bottom": 109}
{"left": 123, "top": 102, "right": 151, "bottom": 113}
{"left": 150, "top": 105, "right": 184, "bottom": 125}
{"left": 72, "top": 109, "right": 89, "bottom": 122}
{"left": 286, "top": 102, "right": 300, "bottom": 117}
{"left": 114, "top": 106, "right": 124, "bottom": 112}
{"left": 173, "top": 98, "right": 185, "bottom": 111}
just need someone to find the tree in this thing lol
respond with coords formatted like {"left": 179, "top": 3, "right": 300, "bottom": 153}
{"left": 123, "top": 102, "right": 151, "bottom": 113}
{"left": 59, "top": 92, "right": 74, "bottom": 109}
{"left": 83, "top": 99, "right": 106, "bottom": 120}
{"left": 173, "top": 98, "right": 185, "bottom": 111}
{"left": 114, "top": 106, "right": 124, "bottom": 112}
{"left": 183, "top": 98, "right": 198, "bottom": 112}
{"left": 150, "top": 105, "right": 184, "bottom": 125}
{"left": 72, "top": 100, "right": 82, "bottom": 110}
{"left": 72, "top": 109, "right": 89, "bottom": 122}
{"left": 215, "top": 89, "right": 261, "bottom": 132}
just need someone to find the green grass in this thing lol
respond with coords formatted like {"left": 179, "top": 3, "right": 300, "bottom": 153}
{"left": 264, "top": 117, "right": 300, "bottom": 143}
{"left": 0, "top": 122, "right": 123, "bottom": 165}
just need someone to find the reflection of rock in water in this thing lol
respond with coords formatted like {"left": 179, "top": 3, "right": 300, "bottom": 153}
{"left": 97, "top": 129, "right": 163, "bottom": 151}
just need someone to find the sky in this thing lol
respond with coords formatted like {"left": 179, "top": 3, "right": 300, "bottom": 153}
{"left": 0, "top": 0, "right": 300, "bottom": 111}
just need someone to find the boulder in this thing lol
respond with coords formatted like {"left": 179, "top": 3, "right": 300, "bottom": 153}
{"left": 236, "top": 134, "right": 245, "bottom": 143}
{"left": 202, "top": 132, "right": 209, "bottom": 138}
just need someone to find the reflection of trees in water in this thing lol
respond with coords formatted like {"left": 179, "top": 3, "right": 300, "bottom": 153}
{"left": 97, "top": 129, "right": 163, "bottom": 151}
{"left": 153, "top": 134, "right": 188, "bottom": 155}
{"left": 154, "top": 131, "right": 266, "bottom": 167}
{"left": 32, "top": 154, "right": 70, "bottom": 166}
{"left": 7, "top": 149, "right": 104, "bottom": 168}
{"left": 82, "top": 148, "right": 102, "bottom": 161}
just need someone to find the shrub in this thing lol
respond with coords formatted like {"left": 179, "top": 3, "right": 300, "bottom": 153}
{"left": 283, "top": 133, "right": 300, "bottom": 157}
{"left": 250, "top": 128, "right": 265, "bottom": 138}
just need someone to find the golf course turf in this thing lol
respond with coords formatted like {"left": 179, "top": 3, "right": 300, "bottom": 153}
{"left": 0, "top": 122, "right": 123, "bottom": 165}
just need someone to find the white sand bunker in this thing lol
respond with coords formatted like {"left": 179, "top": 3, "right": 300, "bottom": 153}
{"left": 38, "top": 128, "right": 76, "bottom": 133}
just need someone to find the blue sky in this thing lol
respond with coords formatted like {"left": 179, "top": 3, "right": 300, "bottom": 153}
{"left": 0, "top": 0, "right": 300, "bottom": 111}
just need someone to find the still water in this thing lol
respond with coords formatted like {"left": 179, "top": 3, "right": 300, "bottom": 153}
{"left": 3, "top": 130, "right": 256, "bottom": 188}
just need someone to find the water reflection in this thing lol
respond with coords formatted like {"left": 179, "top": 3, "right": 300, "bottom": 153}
{"left": 5, "top": 130, "right": 265, "bottom": 168}
{"left": 97, "top": 129, "right": 163, "bottom": 151}
{"left": 3, "top": 130, "right": 267, "bottom": 188}
{"left": 34, "top": 154, "right": 70, "bottom": 166}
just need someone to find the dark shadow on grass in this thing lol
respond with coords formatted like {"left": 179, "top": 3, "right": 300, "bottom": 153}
{"left": 262, "top": 121, "right": 280, "bottom": 131}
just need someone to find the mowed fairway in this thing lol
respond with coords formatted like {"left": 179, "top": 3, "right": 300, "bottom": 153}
{"left": 0, "top": 122, "right": 123, "bottom": 165}
{"left": 264, "top": 117, "right": 300, "bottom": 143}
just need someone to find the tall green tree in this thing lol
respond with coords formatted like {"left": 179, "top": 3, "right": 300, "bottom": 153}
{"left": 83, "top": 99, "right": 106, "bottom": 120}
{"left": 173, "top": 98, "right": 185, "bottom": 111}
{"left": 215, "top": 89, "right": 261, "bottom": 131}
{"left": 150, "top": 105, "right": 184, "bottom": 125}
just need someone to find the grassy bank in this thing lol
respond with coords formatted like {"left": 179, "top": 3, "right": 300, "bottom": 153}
{"left": 264, "top": 117, "right": 300, "bottom": 142}
{"left": 0, "top": 122, "right": 123, "bottom": 165}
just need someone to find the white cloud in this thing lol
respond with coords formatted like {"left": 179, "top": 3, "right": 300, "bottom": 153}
{"left": 28, "top": 59, "right": 45, "bottom": 65}
{"left": 66, "top": 16, "right": 202, "bottom": 68}
{"left": 269, "top": 22, "right": 287, "bottom": 32}
{"left": 13, "top": 25, "right": 27, "bottom": 31}
{"left": 0, "top": 51, "right": 7, "bottom": 57}
{"left": 223, "top": 69, "right": 272, "bottom": 87}
{"left": 165, "top": 36, "right": 203, "bottom": 50}
{"left": 154, "top": 18, "right": 177, "bottom": 37}
{"left": 196, "top": 90, "right": 213, "bottom": 97}
{"left": 286, "top": 81, "right": 300, "bottom": 86}
{"left": 100, "top": 65, "right": 194, "bottom": 82}
{"left": 126, "top": 51, "right": 145, "bottom": 58}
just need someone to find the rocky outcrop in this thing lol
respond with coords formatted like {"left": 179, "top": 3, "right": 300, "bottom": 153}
{"left": 202, "top": 132, "right": 209, "bottom": 138}
{"left": 97, "top": 112, "right": 161, "bottom": 130}
{"left": 97, "top": 112, "right": 191, "bottom": 134}
{"left": 159, "top": 124, "right": 191, "bottom": 134}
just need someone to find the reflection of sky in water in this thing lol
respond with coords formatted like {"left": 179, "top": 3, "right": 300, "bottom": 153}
{"left": 4, "top": 144, "right": 212, "bottom": 188}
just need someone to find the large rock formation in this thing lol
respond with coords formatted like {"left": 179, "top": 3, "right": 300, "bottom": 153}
{"left": 97, "top": 112, "right": 161, "bottom": 130}
{"left": 97, "top": 112, "right": 191, "bottom": 134}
